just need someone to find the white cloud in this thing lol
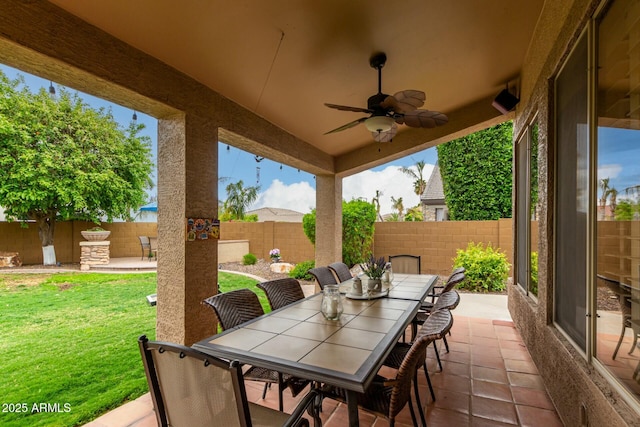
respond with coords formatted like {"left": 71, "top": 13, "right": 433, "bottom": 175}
{"left": 343, "top": 164, "right": 434, "bottom": 216}
{"left": 598, "top": 164, "right": 622, "bottom": 181}
{"left": 252, "top": 179, "right": 316, "bottom": 213}
{"left": 250, "top": 163, "right": 435, "bottom": 216}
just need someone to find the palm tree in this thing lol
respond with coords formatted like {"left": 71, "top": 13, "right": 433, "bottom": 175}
{"left": 223, "top": 180, "right": 259, "bottom": 220}
{"left": 399, "top": 160, "right": 428, "bottom": 220}
{"left": 391, "top": 196, "right": 404, "bottom": 221}
{"left": 608, "top": 188, "right": 617, "bottom": 219}
{"left": 599, "top": 178, "right": 610, "bottom": 220}
{"left": 372, "top": 190, "right": 383, "bottom": 221}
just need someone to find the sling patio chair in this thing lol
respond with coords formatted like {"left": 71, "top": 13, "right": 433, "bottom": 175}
{"left": 388, "top": 254, "right": 421, "bottom": 274}
{"left": 202, "top": 288, "right": 309, "bottom": 411}
{"left": 138, "top": 236, "right": 152, "bottom": 260}
{"left": 138, "top": 335, "right": 321, "bottom": 427}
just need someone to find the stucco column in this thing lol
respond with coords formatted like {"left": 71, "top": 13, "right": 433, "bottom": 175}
{"left": 156, "top": 113, "right": 218, "bottom": 345}
{"left": 315, "top": 174, "right": 342, "bottom": 268}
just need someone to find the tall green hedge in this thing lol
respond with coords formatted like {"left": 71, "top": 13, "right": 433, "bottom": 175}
{"left": 302, "top": 199, "right": 376, "bottom": 267}
{"left": 437, "top": 121, "right": 513, "bottom": 220}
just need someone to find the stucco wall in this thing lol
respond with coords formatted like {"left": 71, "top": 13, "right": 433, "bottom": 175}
{"left": 509, "top": 0, "right": 638, "bottom": 425}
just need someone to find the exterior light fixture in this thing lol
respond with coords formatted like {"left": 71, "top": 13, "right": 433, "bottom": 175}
{"left": 364, "top": 115, "right": 394, "bottom": 133}
{"left": 48, "top": 81, "right": 55, "bottom": 96}
{"left": 132, "top": 111, "right": 138, "bottom": 121}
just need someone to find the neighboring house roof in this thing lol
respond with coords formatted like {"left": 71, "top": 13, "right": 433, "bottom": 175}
{"left": 140, "top": 203, "right": 158, "bottom": 212}
{"left": 420, "top": 164, "right": 446, "bottom": 205}
{"left": 246, "top": 207, "right": 305, "bottom": 222}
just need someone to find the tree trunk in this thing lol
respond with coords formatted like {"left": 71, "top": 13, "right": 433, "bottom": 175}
{"left": 33, "top": 212, "right": 57, "bottom": 265}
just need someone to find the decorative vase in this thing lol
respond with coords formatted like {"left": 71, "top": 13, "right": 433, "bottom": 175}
{"left": 367, "top": 278, "right": 382, "bottom": 293}
{"left": 271, "top": 256, "right": 281, "bottom": 263}
{"left": 81, "top": 230, "right": 111, "bottom": 241}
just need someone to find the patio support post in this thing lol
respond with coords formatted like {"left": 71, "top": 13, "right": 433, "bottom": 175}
{"left": 315, "top": 174, "right": 342, "bottom": 275}
{"left": 156, "top": 114, "right": 218, "bottom": 345}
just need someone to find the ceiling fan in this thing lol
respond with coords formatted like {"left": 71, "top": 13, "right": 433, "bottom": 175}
{"left": 324, "top": 52, "right": 448, "bottom": 142}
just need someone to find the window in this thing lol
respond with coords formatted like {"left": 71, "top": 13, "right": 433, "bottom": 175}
{"left": 554, "top": 31, "right": 589, "bottom": 351}
{"left": 594, "top": 0, "right": 640, "bottom": 401}
{"left": 516, "top": 122, "right": 540, "bottom": 297}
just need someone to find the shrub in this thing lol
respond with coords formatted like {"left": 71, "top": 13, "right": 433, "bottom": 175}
{"left": 289, "top": 260, "right": 315, "bottom": 281}
{"left": 302, "top": 199, "right": 376, "bottom": 267}
{"left": 242, "top": 253, "right": 257, "bottom": 265}
{"left": 453, "top": 242, "right": 510, "bottom": 292}
{"left": 530, "top": 251, "right": 538, "bottom": 296}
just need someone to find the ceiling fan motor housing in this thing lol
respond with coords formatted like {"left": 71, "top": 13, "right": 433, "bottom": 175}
{"left": 367, "top": 93, "right": 390, "bottom": 114}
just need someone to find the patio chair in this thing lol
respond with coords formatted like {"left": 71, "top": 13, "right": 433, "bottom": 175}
{"left": 412, "top": 290, "right": 460, "bottom": 351}
{"left": 426, "top": 269, "right": 466, "bottom": 303}
{"left": 388, "top": 254, "right": 421, "bottom": 274}
{"left": 597, "top": 274, "right": 634, "bottom": 359}
{"left": 328, "top": 262, "right": 353, "bottom": 282}
{"left": 148, "top": 236, "right": 158, "bottom": 260}
{"left": 307, "top": 267, "right": 337, "bottom": 290}
{"left": 202, "top": 289, "right": 309, "bottom": 411}
{"left": 138, "top": 335, "right": 321, "bottom": 427}
{"left": 319, "top": 328, "right": 435, "bottom": 427}
{"left": 138, "top": 236, "right": 151, "bottom": 260}
{"left": 424, "top": 272, "right": 465, "bottom": 307}
{"left": 384, "top": 309, "right": 453, "bottom": 405}
{"left": 257, "top": 278, "right": 306, "bottom": 310}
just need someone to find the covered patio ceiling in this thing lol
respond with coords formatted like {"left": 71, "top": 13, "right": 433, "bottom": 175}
{"left": 46, "top": 0, "right": 544, "bottom": 172}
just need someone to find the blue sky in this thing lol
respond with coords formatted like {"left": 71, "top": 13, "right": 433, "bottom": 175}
{"left": 1, "top": 63, "right": 438, "bottom": 215}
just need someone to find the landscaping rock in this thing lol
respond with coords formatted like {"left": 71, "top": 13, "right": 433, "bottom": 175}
{"left": 0, "top": 252, "right": 22, "bottom": 267}
{"left": 270, "top": 262, "right": 294, "bottom": 274}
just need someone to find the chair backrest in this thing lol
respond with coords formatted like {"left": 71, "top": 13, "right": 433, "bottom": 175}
{"left": 442, "top": 272, "right": 465, "bottom": 293}
{"left": 388, "top": 331, "right": 434, "bottom": 420}
{"left": 257, "top": 278, "right": 305, "bottom": 311}
{"left": 432, "top": 290, "right": 460, "bottom": 311}
{"left": 307, "top": 267, "right": 338, "bottom": 290}
{"left": 328, "top": 262, "right": 353, "bottom": 282}
{"left": 388, "top": 254, "right": 421, "bottom": 274}
{"left": 419, "top": 308, "right": 453, "bottom": 339}
{"left": 202, "top": 288, "right": 265, "bottom": 330}
{"left": 149, "top": 236, "right": 158, "bottom": 251}
{"left": 138, "top": 236, "right": 150, "bottom": 248}
{"left": 450, "top": 266, "right": 465, "bottom": 277}
{"left": 138, "top": 335, "right": 251, "bottom": 427}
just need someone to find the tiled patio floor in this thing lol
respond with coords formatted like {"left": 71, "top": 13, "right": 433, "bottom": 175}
{"left": 83, "top": 314, "right": 563, "bottom": 427}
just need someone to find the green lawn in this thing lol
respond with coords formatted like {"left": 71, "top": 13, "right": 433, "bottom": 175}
{"left": 0, "top": 270, "right": 265, "bottom": 427}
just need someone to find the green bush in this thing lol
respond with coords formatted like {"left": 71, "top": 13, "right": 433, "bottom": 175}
{"left": 302, "top": 199, "right": 376, "bottom": 267}
{"left": 530, "top": 251, "right": 538, "bottom": 296}
{"left": 242, "top": 253, "right": 257, "bottom": 265}
{"left": 453, "top": 242, "right": 510, "bottom": 292}
{"left": 289, "top": 260, "right": 315, "bottom": 281}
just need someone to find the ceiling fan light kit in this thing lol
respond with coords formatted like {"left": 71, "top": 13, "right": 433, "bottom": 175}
{"left": 365, "top": 116, "right": 395, "bottom": 132}
{"left": 324, "top": 52, "right": 448, "bottom": 142}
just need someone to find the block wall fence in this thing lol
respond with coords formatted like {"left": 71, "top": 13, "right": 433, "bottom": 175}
{"left": 0, "top": 219, "right": 524, "bottom": 275}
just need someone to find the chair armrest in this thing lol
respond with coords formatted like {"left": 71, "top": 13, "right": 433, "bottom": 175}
{"left": 283, "top": 388, "right": 321, "bottom": 427}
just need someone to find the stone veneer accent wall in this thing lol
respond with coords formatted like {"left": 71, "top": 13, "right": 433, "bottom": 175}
{"left": 79, "top": 241, "right": 110, "bottom": 271}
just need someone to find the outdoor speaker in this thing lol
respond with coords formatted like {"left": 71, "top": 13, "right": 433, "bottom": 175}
{"left": 492, "top": 89, "right": 520, "bottom": 114}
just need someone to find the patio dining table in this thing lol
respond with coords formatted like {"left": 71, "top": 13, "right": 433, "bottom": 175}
{"left": 193, "top": 274, "right": 437, "bottom": 426}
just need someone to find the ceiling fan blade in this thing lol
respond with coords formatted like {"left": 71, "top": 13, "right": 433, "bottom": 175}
{"left": 372, "top": 122, "right": 398, "bottom": 142}
{"left": 400, "top": 110, "right": 448, "bottom": 128}
{"left": 391, "top": 90, "right": 426, "bottom": 112}
{"left": 324, "top": 117, "right": 368, "bottom": 134}
{"left": 324, "top": 103, "right": 373, "bottom": 114}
